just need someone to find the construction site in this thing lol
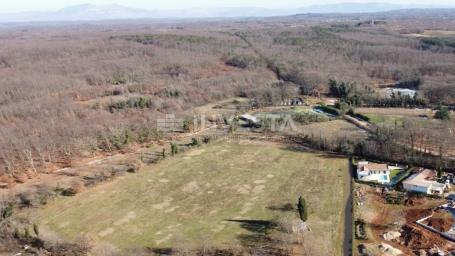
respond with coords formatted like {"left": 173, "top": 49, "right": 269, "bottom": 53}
{"left": 353, "top": 183, "right": 455, "bottom": 255}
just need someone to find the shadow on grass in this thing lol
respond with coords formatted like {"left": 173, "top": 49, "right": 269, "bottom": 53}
{"left": 147, "top": 220, "right": 285, "bottom": 254}
{"left": 280, "top": 144, "right": 346, "bottom": 160}
{"left": 225, "top": 219, "right": 278, "bottom": 248}
{"left": 225, "top": 219, "right": 277, "bottom": 233}
{"left": 150, "top": 248, "right": 173, "bottom": 255}
{"left": 279, "top": 144, "right": 314, "bottom": 153}
{"left": 316, "top": 152, "right": 347, "bottom": 159}
{"left": 266, "top": 203, "right": 295, "bottom": 212}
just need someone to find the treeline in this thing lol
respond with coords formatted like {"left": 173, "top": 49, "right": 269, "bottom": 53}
{"left": 106, "top": 97, "right": 154, "bottom": 112}
{"left": 224, "top": 54, "right": 265, "bottom": 69}
{"left": 0, "top": 25, "right": 276, "bottom": 180}
{"left": 246, "top": 23, "right": 455, "bottom": 105}
{"left": 419, "top": 37, "right": 455, "bottom": 53}
{"left": 2, "top": 15, "right": 455, "bottom": 180}
{"left": 298, "top": 123, "right": 455, "bottom": 172}
{"left": 328, "top": 79, "right": 427, "bottom": 108}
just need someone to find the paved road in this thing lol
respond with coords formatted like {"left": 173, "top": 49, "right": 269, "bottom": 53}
{"left": 343, "top": 159, "right": 354, "bottom": 256}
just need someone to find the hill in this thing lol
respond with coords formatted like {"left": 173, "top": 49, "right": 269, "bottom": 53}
{"left": 0, "top": 3, "right": 453, "bottom": 23}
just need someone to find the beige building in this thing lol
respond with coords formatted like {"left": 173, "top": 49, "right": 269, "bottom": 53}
{"left": 402, "top": 169, "right": 448, "bottom": 195}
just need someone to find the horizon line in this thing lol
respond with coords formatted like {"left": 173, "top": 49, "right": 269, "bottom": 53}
{"left": 2, "top": 1, "right": 454, "bottom": 14}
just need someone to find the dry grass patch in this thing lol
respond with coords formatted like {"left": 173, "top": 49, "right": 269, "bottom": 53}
{"left": 32, "top": 140, "right": 349, "bottom": 255}
{"left": 356, "top": 108, "right": 434, "bottom": 118}
{"left": 299, "top": 119, "right": 367, "bottom": 140}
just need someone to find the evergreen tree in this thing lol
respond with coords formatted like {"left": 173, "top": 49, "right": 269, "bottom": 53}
{"left": 33, "top": 223, "right": 39, "bottom": 236}
{"left": 437, "top": 168, "right": 443, "bottom": 178}
{"left": 171, "top": 142, "right": 178, "bottom": 156}
{"left": 229, "top": 118, "right": 238, "bottom": 134}
{"left": 297, "top": 196, "right": 308, "bottom": 222}
{"left": 435, "top": 105, "right": 451, "bottom": 120}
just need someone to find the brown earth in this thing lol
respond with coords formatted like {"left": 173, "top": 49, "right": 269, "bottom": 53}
{"left": 406, "top": 208, "right": 433, "bottom": 223}
{"left": 400, "top": 224, "right": 450, "bottom": 250}
{"left": 426, "top": 210, "right": 455, "bottom": 233}
{"left": 353, "top": 183, "right": 455, "bottom": 255}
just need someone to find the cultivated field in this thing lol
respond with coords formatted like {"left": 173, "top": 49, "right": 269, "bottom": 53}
{"left": 32, "top": 140, "right": 349, "bottom": 254}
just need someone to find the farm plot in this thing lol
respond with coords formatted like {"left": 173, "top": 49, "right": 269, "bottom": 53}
{"left": 299, "top": 119, "right": 368, "bottom": 140}
{"left": 32, "top": 140, "right": 349, "bottom": 254}
{"left": 355, "top": 108, "right": 434, "bottom": 126}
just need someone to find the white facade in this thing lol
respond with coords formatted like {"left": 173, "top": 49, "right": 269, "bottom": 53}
{"left": 385, "top": 88, "right": 416, "bottom": 98}
{"left": 357, "top": 161, "right": 391, "bottom": 184}
{"left": 402, "top": 183, "right": 430, "bottom": 194}
{"left": 402, "top": 169, "right": 448, "bottom": 195}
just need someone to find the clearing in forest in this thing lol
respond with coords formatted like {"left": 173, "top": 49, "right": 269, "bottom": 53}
{"left": 33, "top": 140, "right": 349, "bottom": 254}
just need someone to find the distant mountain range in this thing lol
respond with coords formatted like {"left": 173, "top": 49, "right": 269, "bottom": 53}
{"left": 0, "top": 2, "right": 453, "bottom": 23}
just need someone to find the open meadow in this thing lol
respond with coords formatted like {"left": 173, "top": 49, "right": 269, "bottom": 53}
{"left": 31, "top": 140, "right": 349, "bottom": 254}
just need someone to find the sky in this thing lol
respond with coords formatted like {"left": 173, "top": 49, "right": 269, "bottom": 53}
{"left": 0, "top": 0, "right": 453, "bottom": 13}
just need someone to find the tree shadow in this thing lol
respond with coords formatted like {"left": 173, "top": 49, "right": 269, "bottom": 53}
{"left": 316, "top": 152, "right": 348, "bottom": 159}
{"left": 225, "top": 219, "right": 278, "bottom": 248}
{"left": 279, "top": 144, "right": 314, "bottom": 153}
{"left": 266, "top": 203, "right": 295, "bottom": 212}
{"left": 225, "top": 219, "right": 277, "bottom": 233}
{"left": 236, "top": 233, "right": 273, "bottom": 248}
{"left": 150, "top": 247, "right": 174, "bottom": 255}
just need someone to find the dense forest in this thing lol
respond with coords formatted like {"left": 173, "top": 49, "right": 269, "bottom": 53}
{"left": 1, "top": 10, "right": 455, "bottom": 180}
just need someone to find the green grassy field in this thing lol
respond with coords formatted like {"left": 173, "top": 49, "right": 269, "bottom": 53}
{"left": 362, "top": 113, "right": 405, "bottom": 126}
{"left": 355, "top": 107, "right": 435, "bottom": 127}
{"left": 33, "top": 140, "right": 349, "bottom": 254}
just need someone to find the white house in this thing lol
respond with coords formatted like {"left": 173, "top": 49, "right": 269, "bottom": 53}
{"left": 402, "top": 169, "right": 448, "bottom": 195}
{"left": 385, "top": 88, "right": 416, "bottom": 98}
{"left": 356, "top": 161, "right": 391, "bottom": 184}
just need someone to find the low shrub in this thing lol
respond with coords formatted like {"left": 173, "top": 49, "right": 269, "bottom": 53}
{"left": 18, "top": 192, "right": 39, "bottom": 208}
{"left": 202, "top": 136, "right": 212, "bottom": 144}
{"left": 190, "top": 138, "right": 200, "bottom": 146}
{"left": 107, "top": 97, "right": 153, "bottom": 112}
{"left": 291, "top": 111, "right": 329, "bottom": 124}
{"left": 1, "top": 201, "right": 14, "bottom": 221}
{"left": 355, "top": 219, "right": 367, "bottom": 240}
{"left": 385, "top": 193, "right": 407, "bottom": 205}
{"left": 62, "top": 181, "right": 84, "bottom": 196}
{"left": 225, "top": 54, "right": 264, "bottom": 69}
{"left": 125, "top": 160, "right": 142, "bottom": 173}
